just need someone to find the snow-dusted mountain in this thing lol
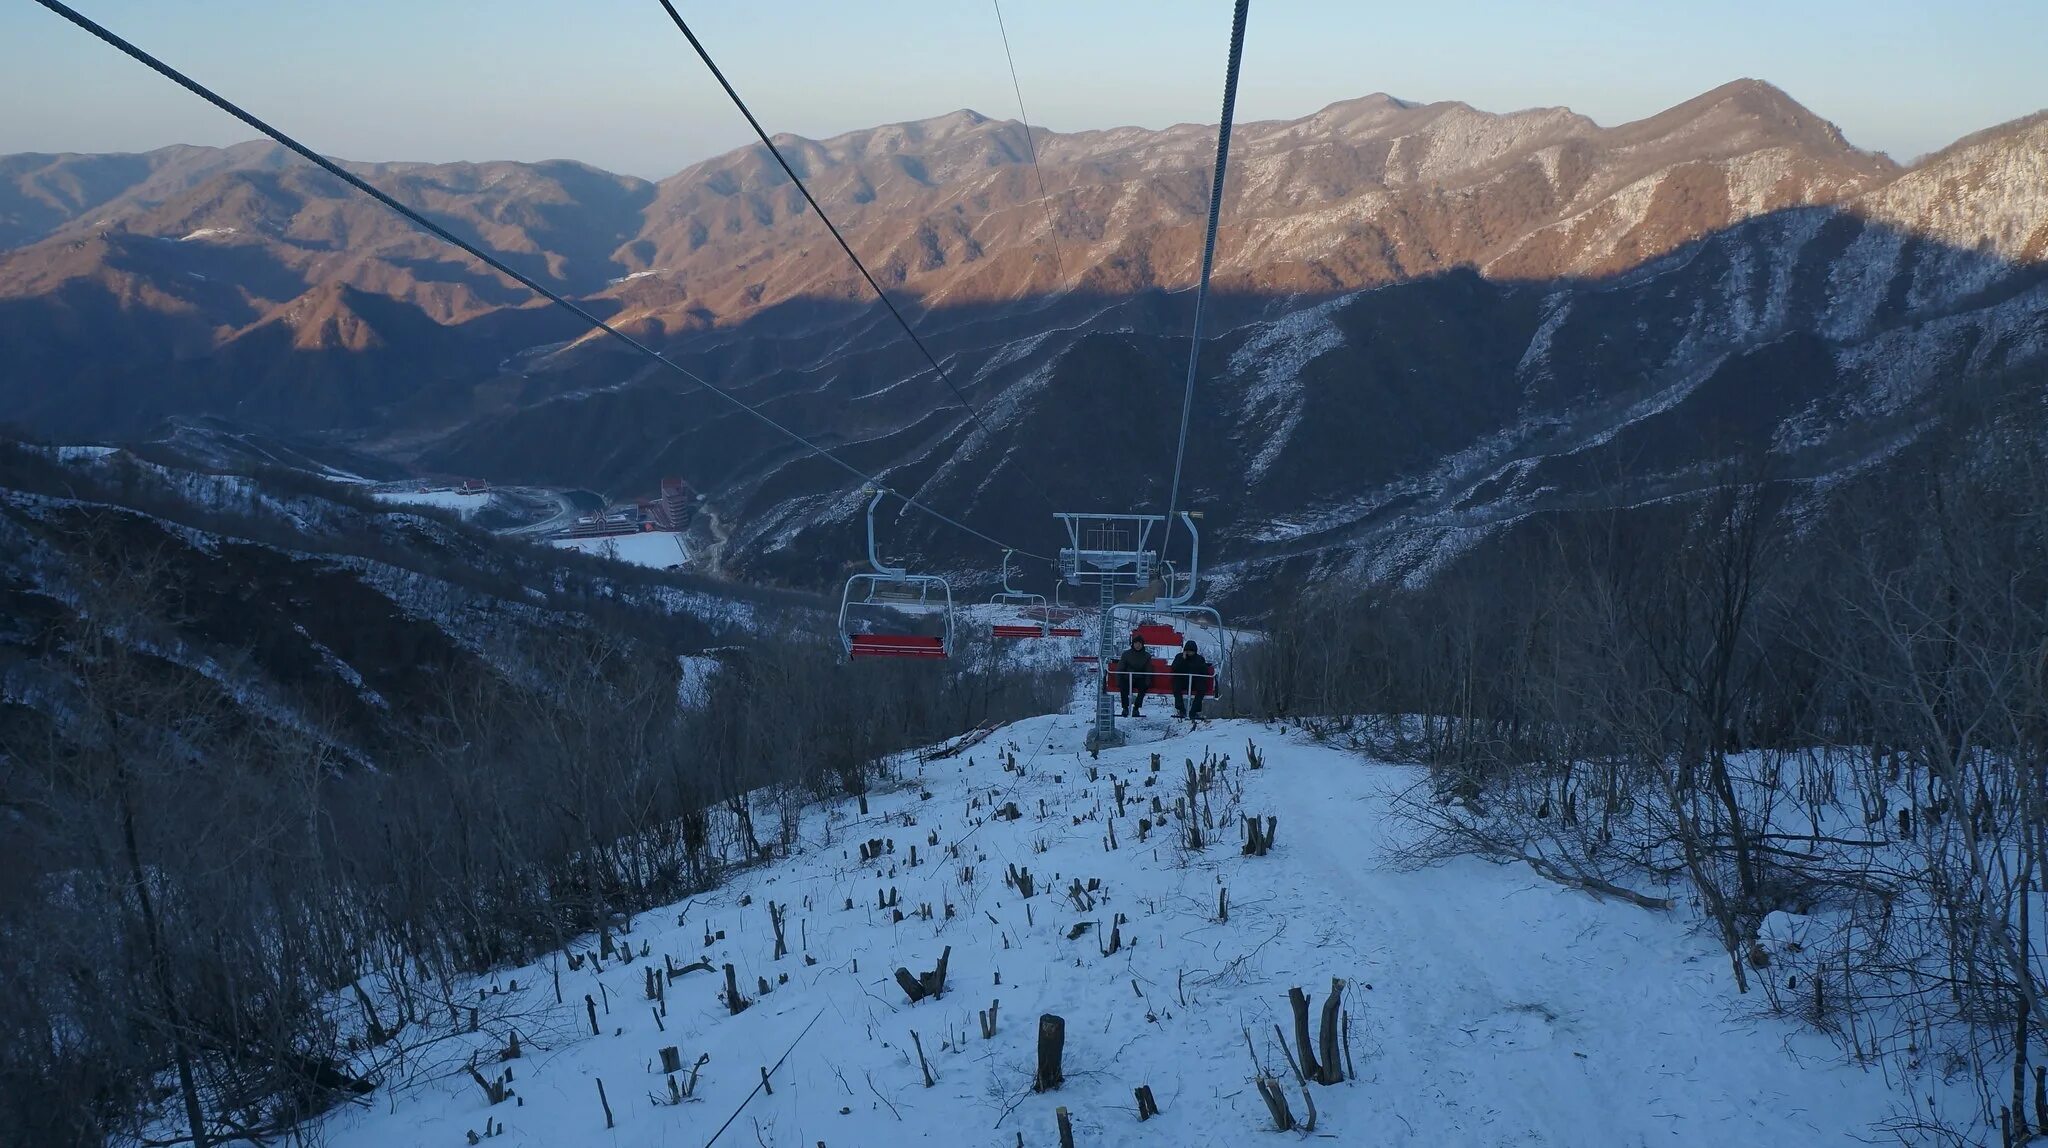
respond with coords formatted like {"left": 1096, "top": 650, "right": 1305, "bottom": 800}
{"left": 2, "top": 81, "right": 2044, "bottom": 596}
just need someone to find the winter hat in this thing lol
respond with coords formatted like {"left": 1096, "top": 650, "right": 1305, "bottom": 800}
{"left": 1183, "top": 640, "right": 1198, "bottom": 652}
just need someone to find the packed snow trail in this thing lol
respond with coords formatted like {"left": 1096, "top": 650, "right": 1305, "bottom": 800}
{"left": 316, "top": 714, "right": 1901, "bottom": 1148}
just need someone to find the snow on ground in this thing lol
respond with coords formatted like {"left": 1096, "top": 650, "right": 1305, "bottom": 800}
{"left": 677, "top": 654, "right": 721, "bottom": 708}
{"left": 314, "top": 703, "right": 1907, "bottom": 1148}
{"left": 372, "top": 489, "right": 496, "bottom": 519}
{"left": 28, "top": 443, "right": 120, "bottom": 462}
{"left": 552, "top": 531, "right": 690, "bottom": 569}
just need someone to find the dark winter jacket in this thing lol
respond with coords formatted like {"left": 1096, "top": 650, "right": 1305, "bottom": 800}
{"left": 1168, "top": 651, "right": 1213, "bottom": 691}
{"left": 1117, "top": 644, "right": 1154, "bottom": 678}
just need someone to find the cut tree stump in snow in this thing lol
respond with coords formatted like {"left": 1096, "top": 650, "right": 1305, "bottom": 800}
{"left": 895, "top": 967, "right": 925, "bottom": 1003}
{"left": 1270, "top": 1020, "right": 1320, "bottom": 1132}
{"left": 466, "top": 1062, "right": 509, "bottom": 1105}
{"left": 1101, "top": 919, "right": 1123, "bottom": 956}
{"left": 1316, "top": 979, "right": 1346, "bottom": 1084}
{"left": 1056, "top": 1106, "right": 1075, "bottom": 1148}
{"left": 584, "top": 995, "right": 599, "bottom": 1037}
{"left": 1287, "top": 989, "right": 1323, "bottom": 1084}
{"left": 1007, "top": 864, "right": 1036, "bottom": 898}
{"left": 1035, "top": 1014, "right": 1066, "bottom": 1091}
{"left": 980, "top": 999, "right": 1000, "bottom": 1039}
{"left": 1135, "top": 1084, "right": 1161, "bottom": 1120}
{"left": 723, "top": 964, "right": 750, "bottom": 1015}
{"left": 659, "top": 1046, "right": 682, "bottom": 1074}
{"left": 1254, "top": 1075, "right": 1294, "bottom": 1131}
{"left": 595, "top": 1078, "right": 614, "bottom": 1129}
{"left": 895, "top": 946, "right": 952, "bottom": 1003}
{"left": 1242, "top": 815, "right": 1278, "bottom": 856}
{"left": 770, "top": 901, "right": 788, "bottom": 960}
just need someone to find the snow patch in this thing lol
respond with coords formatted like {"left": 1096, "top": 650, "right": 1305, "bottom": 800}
{"left": 372, "top": 489, "right": 495, "bottom": 519}
{"left": 551, "top": 531, "right": 689, "bottom": 570}
{"left": 1229, "top": 292, "right": 1356, "bottom": 481}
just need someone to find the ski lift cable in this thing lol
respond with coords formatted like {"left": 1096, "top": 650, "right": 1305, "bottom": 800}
{"left": 989, "top": 0, "right": 1068, "bottom": 291}
{"left": 1159, "top": 0, "right": 1250, "bottom": 562}
{"left": 29, "top": 0, "right": 1052, "bottom": 564}
{"left": 654, "top": 0, "right": 1067, "bottom": 521}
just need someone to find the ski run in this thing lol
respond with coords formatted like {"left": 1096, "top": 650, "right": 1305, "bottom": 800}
{"left": 292, "top": 701, "right": 1937, "bottom": 1148}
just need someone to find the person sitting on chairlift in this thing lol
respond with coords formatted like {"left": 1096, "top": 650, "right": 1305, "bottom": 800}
{"left": 1116, "top": 632, "right": 1153, "bottom": 717}
{"left": 1170, "top": 640, "right": 1212, "bottom": 721}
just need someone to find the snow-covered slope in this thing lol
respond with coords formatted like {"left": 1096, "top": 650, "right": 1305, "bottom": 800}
{"left": 552, "top": 530, "right": 690, "bottom": 569}
{"left": 312, "top": 710, "right": 1920, "bottom": 1148}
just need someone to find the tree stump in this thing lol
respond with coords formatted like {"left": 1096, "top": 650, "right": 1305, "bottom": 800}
{"left": 1316, "top": 979, "right": 1346, "bottom": 1084}
{"left": 1034, "top": 1014, "right": 1066, "bottom": 1091}
{"left": 1288, "top": 987, "right": 1323, "bottom": 1084}
{"left": 723, "top": 963, "right": 749, "bottom": 1015}
{"left": 1135, "top": 1083, "right": 1161, "bottom": 1120}
{"left": 1242, "top": 814, "right": 1278, "bottom": 856}
{"left": 1255, "top": 1075, "right": 1295, "bottom": 1130}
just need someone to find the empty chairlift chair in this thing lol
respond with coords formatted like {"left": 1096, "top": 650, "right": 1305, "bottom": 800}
{"left": 989, "top": 549, "right": 1051, "bottom": 640}
{"left": 840, "top": 490, "right": 954, "bottom": 660}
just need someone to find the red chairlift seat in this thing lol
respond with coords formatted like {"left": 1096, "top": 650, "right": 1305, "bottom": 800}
{"left": 849, "top": 633, "right": 948, "bottom": 659}
{"left": 1133, "top": 623, "right": 1185, "bottom": 647}
{"left": 991, "top": 623, "right": 1045, "bottom": 640}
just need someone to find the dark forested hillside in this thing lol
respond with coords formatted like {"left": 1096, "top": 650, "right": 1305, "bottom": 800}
{"left": 0, "top": 439, "right": 1066, "bottom": 1146}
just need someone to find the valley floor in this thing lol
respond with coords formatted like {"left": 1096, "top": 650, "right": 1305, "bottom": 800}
{"left": 315, "top": 710, "right": 1906, "bottom": 1148}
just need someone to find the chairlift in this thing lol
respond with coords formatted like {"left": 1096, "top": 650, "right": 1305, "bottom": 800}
{"left": 1092, "top": 515, "right": 1228, "bottom": 702}
{"left": 1042, "top": 580, "right": 1084, "bottom": 637}
{"left": 839, "top": 489, "right": 954, "bottom": 659}
{"left": 989, "top": 549, "right": 1051, "bottom": 640}
{"left": 1104, "top": 601, "right": 1228, "bottom": 701}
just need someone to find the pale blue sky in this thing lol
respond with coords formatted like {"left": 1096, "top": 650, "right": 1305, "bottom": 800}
{"left": 2, "top": 1, "right": 2041, "bottom": 177}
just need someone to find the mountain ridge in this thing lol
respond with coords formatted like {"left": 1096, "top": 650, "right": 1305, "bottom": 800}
{"left": 2, "top": 80, "right": 2044, "bottom": 601}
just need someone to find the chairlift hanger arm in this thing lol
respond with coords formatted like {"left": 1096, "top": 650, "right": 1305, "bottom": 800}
{"left": 865, "top": 489, "right": 908, "bottom": 578}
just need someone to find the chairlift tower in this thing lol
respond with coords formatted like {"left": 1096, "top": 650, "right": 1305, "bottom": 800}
{"left": 1055, "top": 512, "right": 1200, "bottom": 749}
